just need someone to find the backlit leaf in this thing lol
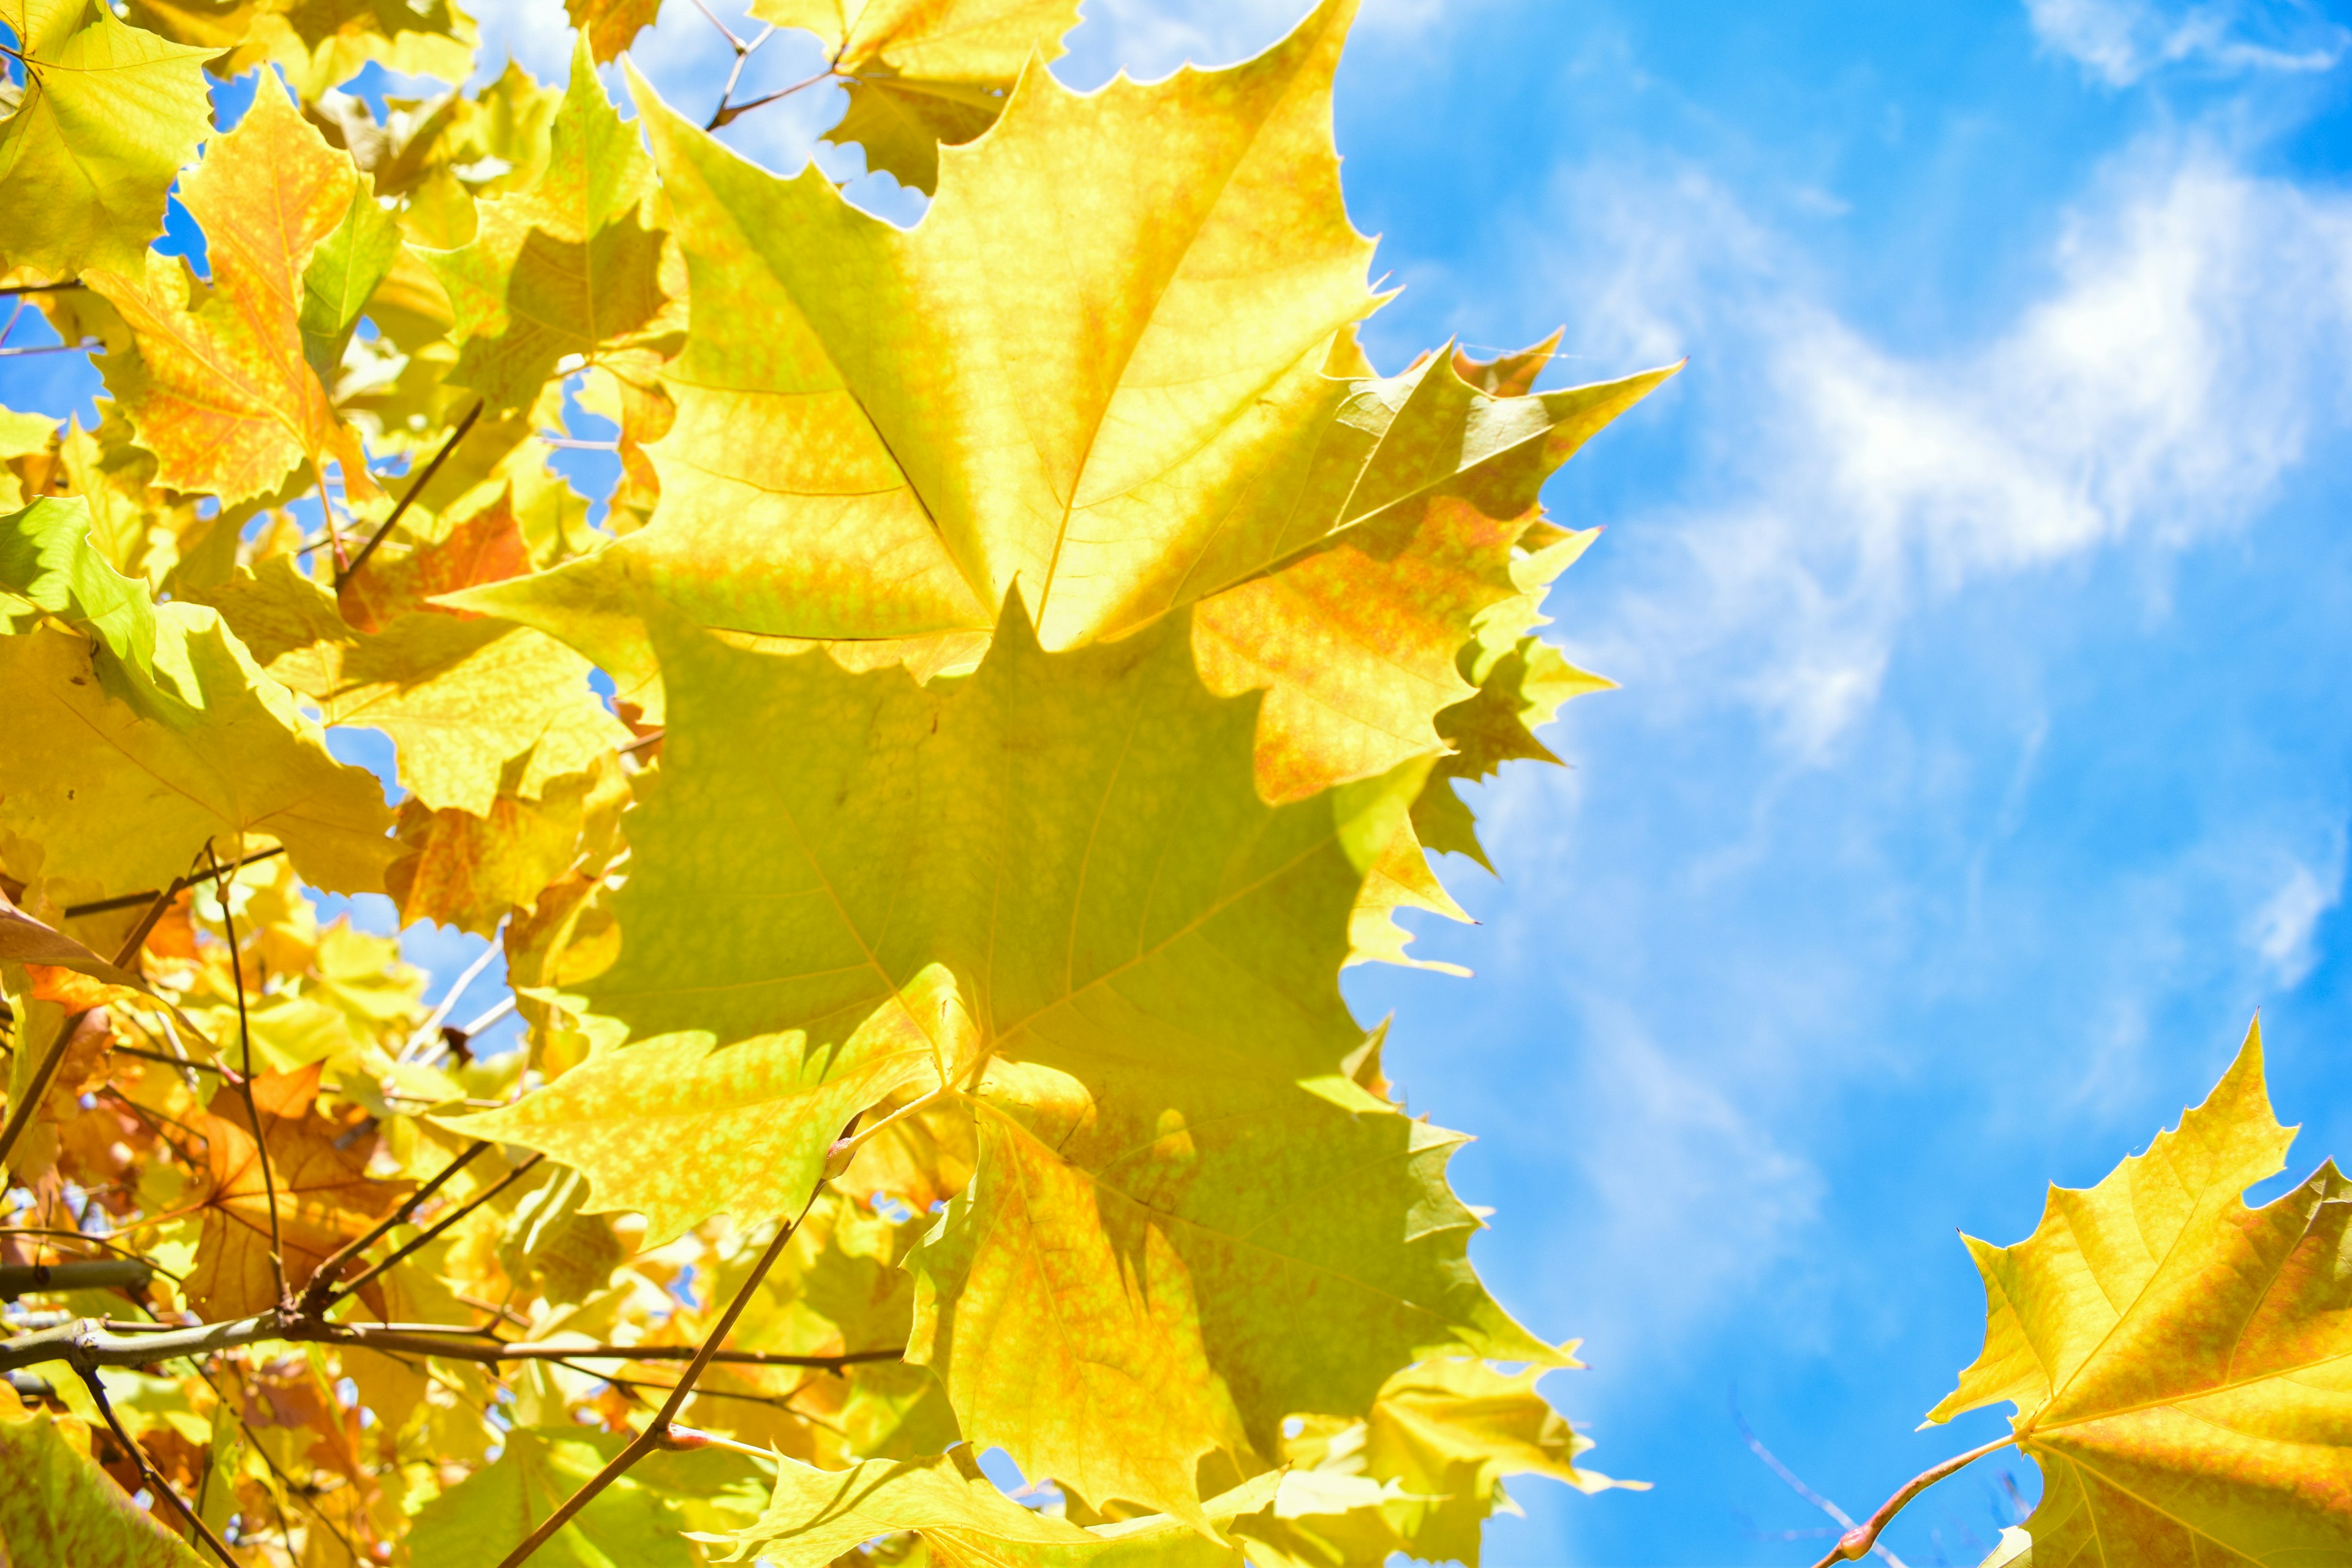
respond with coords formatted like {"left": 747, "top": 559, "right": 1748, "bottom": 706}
{"left": 423, "top": 38, "right": 677, "bottom": 413}
{"left": 1927, "top": 1020, "right": 2352, "bottom": 1566}
{"left": 0, "top": 497, "right": 397, "bottom": 907}
{"left": 753, "top": 0, "right": 1080, "bottom": 192}
{"left": 0, "top": 1384, "right": 205, "bottom": 1568}
{"left": 86, "top": 74, "right": 380, "bottom": 508}
{"left": 0, "top": 0, "right": 211, "bottom": 285}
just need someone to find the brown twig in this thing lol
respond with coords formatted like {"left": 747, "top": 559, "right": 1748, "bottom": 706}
{"left": 0, "top": 881, "right": 178, "bottom": 1172}
{"left": 321, "top": 1152, "right": 545, "bottom": 1310}
{"left": 492, "top": 1182, "right": 829, "bottom": 1567}
{"left": 75, "top": 1364, "right": 241, "bottom": 1565}
{"left": 300, "top": 1140, "right": 489, "bottom": 1315}
{"left": 0, "top": 281, "right": 84, "bottom": 295}
{"left": 59, "top": 846, "right": 285, "bottom": 920}
{"left": 1804, "top": 1434, "right": 2018, "bottom": 1568}
{"left": 206, "top": 846, "right": 287, "bottom": 1308}
{"left": 338, "top": 397, "right": 484, "bottom": 587}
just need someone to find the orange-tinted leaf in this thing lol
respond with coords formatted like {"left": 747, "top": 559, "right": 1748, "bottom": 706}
{"left": 337, "top": 491, "right": 531, "bottom": 633}
{"left": 88, "top": 75, "right": 378, "bottom": 508}
{"left": 185, "top": 1061, "right": 411, "bottom": 1317}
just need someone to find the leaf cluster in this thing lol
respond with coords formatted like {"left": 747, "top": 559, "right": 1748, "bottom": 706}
{"left": 0, "top": 0, "right": 1673, "bottom": 1563}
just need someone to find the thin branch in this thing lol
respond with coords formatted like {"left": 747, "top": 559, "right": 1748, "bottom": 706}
{"left": 1736, "top": 1404, "right": 1907, "bottom": 1568}
{"left": 298, "top": 1140, "right": 489, "bottom": 1314}
{"left": 0, "top": 1313, "right": 905, "bottom": 1376}
{"left": 0, "top": 1228, "right": 180, "bottom": 1280}
{"left": 1806, "top": 1435, "right": 2018, "bottom": 1568}
{"left": 0, "top": 339, "right": 99, "bottom": 357}
{"left": 400, "top": 940, "right": 502, "bottom": 1061}
{"left": 207, "top": 846, "right": 286, "bottom": 1308}
{"left": 110, "top": 1042, "right": 225, "bottom": 1076}
{"left": 338, "top": 397, "right": 484, "bottom": 587}
{"left": 77, "top": 1365, "right": 241, "bottom": 1565}
{"left": 314, "top": 468, "right": 349, "bottom": 575}
{"left": 321, "top": 1152, "right": 544, "bottom": 1309}
{"left": 707, "top": 65, "right": 832, "bottom": 131}
{"left": 494, "top": 1183, "right": 827, "bottom": 1568}
{"left": 0, "top": 281, "right": 85, "bottom": 296}
{"left": 59, "top": 845, "right": 284, "bottom": 920}
{"left": 187, "top": 1359, "right": 364, "bottom": 1566}
{"left": 0, "top": 881, "right": 178, "bottom": 1172}
{"left": 0, "top": 1259, "right": 151, "bottom": 1298}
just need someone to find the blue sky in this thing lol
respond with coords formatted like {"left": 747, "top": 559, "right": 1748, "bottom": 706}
{"left": 9, "top": 0, "right": 2352, "bottom": 1562}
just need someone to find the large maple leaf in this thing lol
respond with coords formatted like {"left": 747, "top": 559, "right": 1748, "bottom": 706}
{"left": 448, "top": 0, "right": 1672, "bottom": 806}
{"left": 754, "top": 0, "right": 1080, "bottom": 192}
{"left": 0, "top": 497, "right": 396, "bottom": 907}
{"left": 449, "top": 601, "right": 1560, "bottom": 1528}
{"left": 1926, "top": 1021, "right": 2352, "bottom": 1566}
{"left": 184, "top": 1061, "right": 413, "bottom": 1318}
{"left": 86, "top": 72, "right": 379, "bottom": 508}
{"left": 713, "top": 1449, "right": 1272, "bottom": 1565}
{"left": 0, "top": 0, "right": 212, "bottom": 285}
{"left": 421, "top": 38, "right": 679, "bottom": 413}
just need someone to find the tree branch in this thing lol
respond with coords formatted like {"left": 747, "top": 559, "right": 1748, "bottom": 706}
{"left": 0, "top": 1311, "right": 905, "bottom": 1374}
{"left": 207, "top": 846, "right": 286, "bottom": 1306}
{"left": 58, "top": 846, "right": 285, "bottom": 921}
{"left": 338, "top": 397, "right": 484, "bottom": 587}
{"left": 298, "top": 1139, "right": 488, "bottom": 1315}
{"left": 77, "top": 1364, "right": 241, "bottom": 1566}
{"left": 494, "top": 1180, "right": 831, "bottom": 1568}
{"left": 322, "top": 1151, "right": 543, "bottom": 1310}
{"left": 1805, "top": 1434, "right": 2018, "bottom": 1568}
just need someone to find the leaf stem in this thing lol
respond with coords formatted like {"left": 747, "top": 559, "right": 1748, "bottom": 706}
{"left": 338, "top": 396, "right": 484, "bottom": 587}
{"left": 205, "top": 846, "right": 287, "bottom": 1307}
{"left": 75, "top": 1363, "right": 241, "bottom": 1566}
{"left": 492, "top": 1178, "right": 832, "bottom": 1568}
{"left": 1806, "top": 1434, "right": 2019, "bottom": 1568}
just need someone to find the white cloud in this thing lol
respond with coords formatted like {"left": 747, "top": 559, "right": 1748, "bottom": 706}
{"left": 2024, "top": 0, "right": 2349, "bottom": 86}
{"left": 2250, "top": 851, "right": 2346, "bottom": 987}
{"left": 1541, "top": 141, "right": 2352, "bottom": 756}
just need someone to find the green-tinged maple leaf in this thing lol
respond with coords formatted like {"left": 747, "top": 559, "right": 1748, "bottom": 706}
{"left": 86, "top": 74, "right": 380, "bottom": 508}
{"left": 206, "top": 556, "right": 628, "bottom": 817}
{"left": 406, "top": 1426, "right": 696, "bottom": 1568}
{"left": 422, "top": 38, "right": 677, "bottom": 413}
{"left": 445, "top": 964, "right": 974, "bottom": 1243}
{"left": 712, "top": 1449, "right": 1274, "bottom": 1566}
{"left": 477, "top": 600, "right": 1556, "bottom": 1524}
{"left": 753, "top": 0, "right": 1080, "bottom": 192}
{"left": 298, "top": 171, "right": 402, "bottom": 382}
{"left": 1928, "top": 1020, "right": 2352, "bottom": 1566}
{"left": 0, "top": 497, "right": 396, "bottom": 905}
{"left": 0, "top": 1385, "right": 206, "bottom": 1567}
{"left": 184, "top": 1061, "right": 412, "bottom": 1317}
{"left": 0, "top": 0, "right": 211, "bottom": 286}
{"left": 452, "top": 12, "right": 1669, "bottom": 802}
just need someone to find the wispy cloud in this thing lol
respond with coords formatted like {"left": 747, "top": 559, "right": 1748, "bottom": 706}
{"left": 2024, "top": 0, "right": 2349, "bottom": 86}
{"left": 1540, "top": 140, "right": 2352, "bottom": 756}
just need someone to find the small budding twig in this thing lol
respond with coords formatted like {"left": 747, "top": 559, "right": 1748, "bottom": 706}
{"left": 1805, "top": 1434, "right": 2018, "bottom": 1568}
{"left": 59, "top": 845, "right": 286, "bottom": 921}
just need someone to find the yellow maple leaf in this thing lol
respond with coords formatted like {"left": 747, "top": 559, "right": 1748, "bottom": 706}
{"left": 755, "top": 0, "right": 1080, "bottom": 192}
{"left": 88, "top": 73, "right": 380, "bottom": 509}
{"left": 0, "top": 0, "right": 213, "bottom": 286}
{"left": 1927, "top": 1020, "right": 2352, "bottom": 1566}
